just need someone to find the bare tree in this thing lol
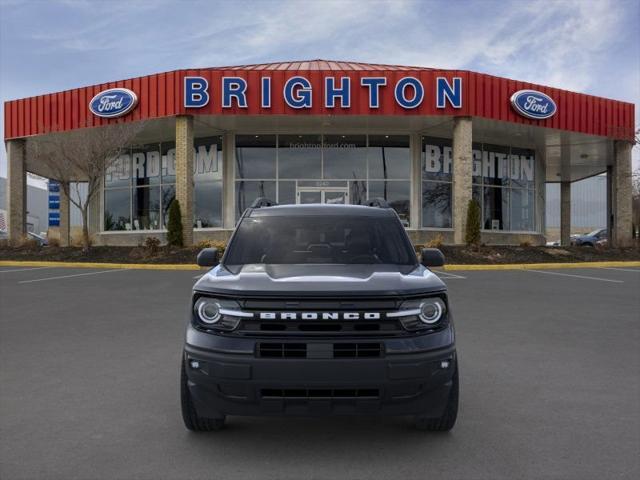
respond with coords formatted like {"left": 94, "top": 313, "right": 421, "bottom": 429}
{"left": 27, "top": 121, "right": 144, "bottom": 250}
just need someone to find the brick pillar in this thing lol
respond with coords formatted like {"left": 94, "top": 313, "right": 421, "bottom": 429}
{"left": 6, "top": 139, "right": 27, "bottom": 244}
{"left": 410, "top": 133, "right": 422, "bottom": 229}
{"left": 452, "top": 117, "right": 473, "bottom": 244}
{"left": 59, "top": 182, "right": 71, "bottom": 247}
{"left": 611, "top": 141, "right": 633, "bottom": 247}
{"left": 175, "top": 115, "right": 194, "bottom": 246}
{"left": 560, "top": 181, "right": 571, "bottom": 246}
{"left": 222, "top": 133, "right": 236, "bottom": 229}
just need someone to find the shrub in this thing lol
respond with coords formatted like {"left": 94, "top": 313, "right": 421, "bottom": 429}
{"left": 426, "top": 233, "right": 444, "bottom": 249}
{"left": 166, "top": 200, "right": 183, "bottom": 247}
{"left": 519, "top": 240, "right": 532, "bottom": 248}
{"left": 144, "top": 236, "right": 161, "bottom": 256}
{"left": 465, "top": 199, "right": 481, "bottom": 246}
{"left": 48, "top": 237, "right": 61, "bottom": 248}
{"left": 195, "top": 239, "right": 226, "bottom": 254}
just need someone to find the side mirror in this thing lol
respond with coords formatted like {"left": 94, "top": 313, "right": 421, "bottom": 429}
{"left": 420, "top": 248, "right": 445, "bottom": 267}
{"left": 197, "top": 248, "right": 219, "bottom": 267}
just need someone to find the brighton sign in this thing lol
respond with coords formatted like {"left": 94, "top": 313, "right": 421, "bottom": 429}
{"left": 183, "top": 75, "right": 463, "bottom": 110}
{"left": 510, "top": 89, "right": 557, "bottom": 120}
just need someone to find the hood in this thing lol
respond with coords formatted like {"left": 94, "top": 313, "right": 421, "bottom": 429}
{"left": 194, "top": 264, "right": 446, "bottom": 297}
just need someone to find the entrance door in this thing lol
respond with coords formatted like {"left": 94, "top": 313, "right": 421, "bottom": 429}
{"left": 297, "top": 187, "right": 349, "bottom": 204}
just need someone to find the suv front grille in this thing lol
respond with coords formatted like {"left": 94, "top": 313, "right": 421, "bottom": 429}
{"left": 261, "top": 388, "right": 379, "bottom": 399}
{"left": 257, "top": 342, "right": 383, "bottom": 359}
{"left": 233, "top": 297, "right": 405, "bottom": 337}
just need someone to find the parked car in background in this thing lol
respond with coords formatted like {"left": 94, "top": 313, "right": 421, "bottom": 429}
{"left": 572, "top": 229, "right": 607, "bottom": 247}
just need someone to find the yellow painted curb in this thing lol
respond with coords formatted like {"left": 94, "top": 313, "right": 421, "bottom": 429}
{"left": 444, "top": 261, "right": 640, "bottom": 271}
{"left": 0, "top": 260, "right": 202, "bottom": 271}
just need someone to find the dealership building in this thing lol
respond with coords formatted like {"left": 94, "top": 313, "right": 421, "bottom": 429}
{"left": 3, "top": 60, "right": 635, "bottom": 246}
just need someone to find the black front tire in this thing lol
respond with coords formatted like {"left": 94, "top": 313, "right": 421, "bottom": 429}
{"left": 415, "top": 365, "right": 459, "bottom": 432}
{"left": 181, "top": 358, "right": 226, "bottom": 431}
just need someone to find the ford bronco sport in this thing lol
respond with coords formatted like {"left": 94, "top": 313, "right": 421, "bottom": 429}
{"left": 181, "top": 198, "right": 458, "bottom": 431}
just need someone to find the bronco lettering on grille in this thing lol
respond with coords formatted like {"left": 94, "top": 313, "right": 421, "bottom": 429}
{"left": 258, "top": 312, "right": 381, "bottom": 320}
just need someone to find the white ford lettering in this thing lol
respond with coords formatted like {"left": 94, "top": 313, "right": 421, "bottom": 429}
{"left": 255, "top": 312, "right": 384, "bottom": 320}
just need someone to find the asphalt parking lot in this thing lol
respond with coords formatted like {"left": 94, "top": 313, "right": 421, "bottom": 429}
{"left": 1, "top": 265, "right": 639, "bottom": 480}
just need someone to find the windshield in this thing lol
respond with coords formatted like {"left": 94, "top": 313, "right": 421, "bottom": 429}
{"left": 224, "top": 215, "right": 417, "bottom": 267}
{"left": 587, "top": 229, "right": 603, "bottom": 237}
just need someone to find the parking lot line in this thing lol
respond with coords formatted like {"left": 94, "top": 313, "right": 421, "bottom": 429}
{"left": 526, "top": 269, "right": 624, "bottom": 283}
{"left": 598, "top": 267, "right": 640, "bottom": 273}
{"left": 18, "top": 269, "right": 126, "bottom": 284}
{"left": 0, "top": 266, "right": 55, "bottom": 273}
{"left": 435, "top": 271, "right": 466, "bottom": 279}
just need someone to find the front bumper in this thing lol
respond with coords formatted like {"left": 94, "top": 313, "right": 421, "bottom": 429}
{"left": 183, "top": 324, "right": 456, "bottom": 418}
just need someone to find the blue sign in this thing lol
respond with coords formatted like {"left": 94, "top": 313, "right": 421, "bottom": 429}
{"left": 49, "top": 198, "right": 60, "bottom": 210}
{"left": 48, "top": 212, "right": 60, "bottom": 227}
{"left": 48, "top": 181, "right": 60, "bottom": 193}
{"left": 510, "top": 90, "right": 556, "bottom": 120}
{"left": 89, "top": 88, "right": 138, "bottom": 118}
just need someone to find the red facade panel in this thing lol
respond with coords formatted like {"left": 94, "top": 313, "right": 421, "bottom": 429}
{"left": 3, "top": 64, "right": 635, "bottom": 141}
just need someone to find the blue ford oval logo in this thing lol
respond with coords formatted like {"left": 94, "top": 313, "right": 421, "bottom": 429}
{"left": 89, "top": 88, "right": 138, "bottom": 118}
{"left": 510, "top": 89, "right": 556, "bottom": 120}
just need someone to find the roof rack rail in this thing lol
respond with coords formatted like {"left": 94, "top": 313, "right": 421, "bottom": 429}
{"left": 364, "top": 197, "right": 391, "bottom": 208}
{"left": 250, "top": 197, "right": 278, "bottom": 208}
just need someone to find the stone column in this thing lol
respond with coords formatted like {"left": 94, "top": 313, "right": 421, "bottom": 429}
{"left": 452, "top": 117, "right": 473, "bottom": 244}
{"left": 175, "top": 115, "right": 194, "bottom": 246}
{"left": 59, "top": 182, "right": 71, "bottom": 247}
{"left": 409, "top": 133, "right": 422, "bottom": 230}
{"left": 222, "top": 133, "right": 236, "bottom": 229}
{"left": 560, "top": 181, "right": 571, "bottom": 246}
{"left": 6, "top": 139, "right": 27, "bottom": 244}
{"left": 611, "top": 141, "right": 633, "bottom": 247}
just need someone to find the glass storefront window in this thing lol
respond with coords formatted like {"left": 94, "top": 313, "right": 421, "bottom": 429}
{"left": 322, "top": 135, "right": 366, "bottom": 179}
{"left": 483, "top": 186, "right": 509, "bottom": 231}
{"left": 236, "top": 180, "right": 276, "bottom": 218}
{"left": 510, "top": 188, "right": 535, "bottom": 231}
{"left": 105, "top": 154, "right": 131, "bottom": 188}
{"left": 132, "top": 186, "right": 160, "bottom": 230}
{"left": 195, "top": 181, "right": 223, "bottom": 228}
{"left": 422, "top": 181, "right": 452, "bottom": 228}
{"left": 510, "top": 147, "right": 535, "bottom": 189}
{"left": 236, "top": 135, "right": 276, "bottom": 179}
{"left": 369, "top": 180, "right": 410, "bottom": 226}
{"left": 161, "top": 142, "right": 176, "bottom": 184}
{"left": 104, "top": 136, "right": 224, "bottom": 232}
{"left": 368, "top": 135, "right": 410, "bottom": 179}
{"left": 277, "top": 180, "right": 297, "bottom": 205}
{"left": 132, "top": 144, "right": 161, "bottom": 187}
{"left": 422, "top": 137, "right": 452, "bottom": 182}
{"left": 482, "top": 144, "right": 510, "bottom": 187}
{"left": 278, "top": 134, "right": 321, "bottom": 179}
{"left": 104, "top": 188, "right": 131, "bottom": 231}
{"left": 161, "top": 185, "right": 175, "bottom": 228}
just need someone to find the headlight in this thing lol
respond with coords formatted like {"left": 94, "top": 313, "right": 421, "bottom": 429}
{"left": 193, "top": 296, "right": 248, "bottom": 331}
{"left": 195, "top": 298, "right": 221, "bottom": 324}
{"left": 419, "top": 298, "right": 445, "bottom": 324}
{"left": 390, "top": 296, "right": 448, "bottom": 331}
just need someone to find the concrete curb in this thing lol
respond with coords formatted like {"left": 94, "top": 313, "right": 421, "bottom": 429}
{"left": 1, "top": 260, "right": 639, "bottom": 271}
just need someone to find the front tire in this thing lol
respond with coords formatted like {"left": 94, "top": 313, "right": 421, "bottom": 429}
{"left": 180, "top": 358, "right": 226, "bottom": 431}
{"left": 415, "top": 365, "right": 459, "bottom": 432}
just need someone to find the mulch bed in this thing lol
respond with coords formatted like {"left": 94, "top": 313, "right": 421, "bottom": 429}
{"left": 1, "top": 244, "right": 638, "bottom": 265}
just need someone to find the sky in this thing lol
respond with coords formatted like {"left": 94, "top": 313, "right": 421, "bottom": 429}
{"left": 1, "top": 0, "right": 638, "bottom": 182}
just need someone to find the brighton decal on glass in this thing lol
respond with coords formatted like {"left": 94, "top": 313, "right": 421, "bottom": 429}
{"left": 510, "top": 90, "right": 556, "bottom": 120}
{"left": 89, "top": 88, "right": 138, "bottom": 118}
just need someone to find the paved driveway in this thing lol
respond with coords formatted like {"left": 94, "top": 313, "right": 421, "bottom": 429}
{"left": 1, "top": 265, "right": 639, "bottom": 480}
